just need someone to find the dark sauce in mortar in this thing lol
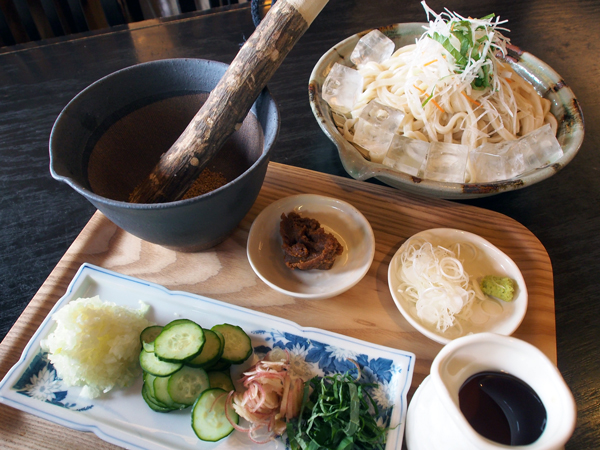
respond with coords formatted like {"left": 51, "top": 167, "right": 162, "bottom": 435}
{"left": 86, "top": 91, "right": 264, "bottom": 202}
{"left": 459, "top": 371, "right": 547, "bottom": 446}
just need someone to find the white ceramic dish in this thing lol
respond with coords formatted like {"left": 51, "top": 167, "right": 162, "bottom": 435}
{"left": 0, "top": 263, "right": 415, "bottom": 450}
{"left": 247, "top": 194, "right": 375, "bottom": 300}
{"left": 388, "top": 228, "right": 527, "bottom": 345}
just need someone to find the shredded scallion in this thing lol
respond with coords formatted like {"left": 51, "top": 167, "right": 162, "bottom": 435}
{"left": 421, "top": 1, "right": 510, "bottom": 91}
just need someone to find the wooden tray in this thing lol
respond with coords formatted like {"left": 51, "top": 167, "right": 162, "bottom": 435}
{"left": 0, "top": 162, "right": 555, "bottom": 449}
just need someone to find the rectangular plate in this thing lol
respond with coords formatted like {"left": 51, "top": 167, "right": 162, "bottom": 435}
{"left": 0, "top": 263, "right": 415, "bottom": 449}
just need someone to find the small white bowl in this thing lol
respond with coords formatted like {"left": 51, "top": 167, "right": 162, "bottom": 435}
{"left": 247, "top": 194, "right": 375, "bottom": 300}
{"left": 388, "top": 228, "right": 527, "bottom": 344}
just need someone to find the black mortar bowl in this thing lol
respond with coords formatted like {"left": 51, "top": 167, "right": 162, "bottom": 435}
{"left": 50, "top": 59, "right": 280, "bottom": 251}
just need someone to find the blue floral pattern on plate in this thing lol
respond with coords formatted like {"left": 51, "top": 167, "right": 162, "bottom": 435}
{"left": 11, "top": 350, "right": 93, "bottom": 412}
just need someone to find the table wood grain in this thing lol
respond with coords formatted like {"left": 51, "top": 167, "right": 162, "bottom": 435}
{"left": 0, "top": 162, "right": 556, "bottom": 449}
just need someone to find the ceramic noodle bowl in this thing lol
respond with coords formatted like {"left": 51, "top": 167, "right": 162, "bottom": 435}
{"left": 50, "top": 59, "right": 280, "bottom": 251}
{"left": 405, "top": 333, "right": 576, "bottom": 450}
{"left": 309, "top": 23, "right": 584, "bottom": 199}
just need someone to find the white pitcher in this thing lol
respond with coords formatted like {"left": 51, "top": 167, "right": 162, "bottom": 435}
{"left": 405, "top": 333, "right": 576, "bottom": 450}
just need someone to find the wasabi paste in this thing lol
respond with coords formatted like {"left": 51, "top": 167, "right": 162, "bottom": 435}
{"left": 481, "top": 275, "right": 516, "bottom": 302}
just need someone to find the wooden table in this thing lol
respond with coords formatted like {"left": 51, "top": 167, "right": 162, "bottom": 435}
{"left": 0, "top": 0, "right": 598, "bottom": 448}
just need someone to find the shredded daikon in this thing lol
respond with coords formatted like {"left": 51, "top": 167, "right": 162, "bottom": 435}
{"left": 396, "top": 238, "right": 499, "bottom": 332}
{"left": 41, "top": 296, "right": 152, "bottom": 398}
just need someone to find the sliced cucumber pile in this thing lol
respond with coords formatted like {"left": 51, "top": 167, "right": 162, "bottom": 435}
{"left": 139, "top": 319, "right": 252, "bottom": 442}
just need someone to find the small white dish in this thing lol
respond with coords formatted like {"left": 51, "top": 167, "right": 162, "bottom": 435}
{"left": 247, "top": 194, "right": 375, "bottom": 299}
{"left": 388, "top": 228, "right": 528, "bottom": 344}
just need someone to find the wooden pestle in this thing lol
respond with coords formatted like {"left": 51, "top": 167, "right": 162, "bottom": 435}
{"left": 129, "top": 0, "right": 329, "bottom": 203}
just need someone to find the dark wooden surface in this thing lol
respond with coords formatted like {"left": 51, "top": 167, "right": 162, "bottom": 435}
{"left": 0, "top": 0, "right": 598, "bottom": 448}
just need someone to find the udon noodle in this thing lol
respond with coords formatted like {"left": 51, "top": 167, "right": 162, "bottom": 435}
{"left": 337, "top": 4, "right": 557, "bottom": 150}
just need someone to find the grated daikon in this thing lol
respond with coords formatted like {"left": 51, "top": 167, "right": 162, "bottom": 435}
{"left": 41, "top": 295, "right": 152, "bottom": 398}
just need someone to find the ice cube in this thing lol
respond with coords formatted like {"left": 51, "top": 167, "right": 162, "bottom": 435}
{"left": 469, "top": 142, "right": 511, "bottom": 182}
{"left": 353, "top": 119, "right": 393, "bottom": 163}
{"left": 321, "top": 63, "right": 364, "bottom": 114}
{"left": 359, "top": 100, "right": 405, "bottom": 134}
{"left": 424, "top": 141, "right": 469, "bottom": 183}
{"left": 350, "top": 29, "right": 395, "bottom": 66}
{"left": 502, "top": 124, "right": 563, "bottom": 178}
{"left": 353, "top": 100, "right": 405, "bottom": 163}
{"left": 383, "top": 135, "right": 429, "bottom": 176}
{"left": 504, "top": 141, "right": 529, "bottom": 178}
{"left": 467, "top": 125, "right": 562, "bottom": 182}
{"left": 518, "top": 123, "right": 564, "bottom": 167}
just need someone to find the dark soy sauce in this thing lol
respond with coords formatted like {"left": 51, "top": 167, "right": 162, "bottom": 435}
{"left": 459, "top": 371, "right": 547, "bottom": 446}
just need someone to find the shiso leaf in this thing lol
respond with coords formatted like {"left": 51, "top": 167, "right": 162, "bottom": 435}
{"left": 287, "top": 371, "right": 388, "bottom": 450}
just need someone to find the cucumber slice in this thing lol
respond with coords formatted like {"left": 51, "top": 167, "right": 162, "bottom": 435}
{"left": 143, "top": 372, "right": 161, "bottom": 403}
{"left": 154, "top": 319, "right": 205, "bottom": 363}
{"left": 186, "top": 329, "right": 223, "bottom": 368}
{"left": 143, "top": 372, "right": 172, "bottom": 411}
{"left": 142, "top": 341, "right": 155, "bottom": 353}
{"left": 142, "top": 382, "right": 173, "bottom": 413}
{"left": 168, "top": 366, "right": 210, "bottom": 406}
{"left": 140, "top": 349, "right": 182, "bottom": 377}
{"left": 213, "top": 329, "right": 225, "bottom": 345}
{"left": 200, "top": 330, "right": 226, "bottom": 369}
{"left": 192, "top": 388, "right": 238, "bottom": 442}
{"left": 211, "top": 324, "right": 252, "bottom": 364}
{"left": 140, "top": 325, "right": 163, "bottom": 345}
{"left": 213, "top": 329, "right": 225, "bottom": 353}
{"left": 208, "top": 359, "right": 232, "bottom": 371}
{"left": 154, "top": 375, "right": 187, "bottom": 410}
{"left": 208, "top": 370, "right": 235, "bottom": 392}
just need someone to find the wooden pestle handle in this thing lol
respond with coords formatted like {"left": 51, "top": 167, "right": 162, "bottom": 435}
{"left": 129, "top": 0, "right": 329, "bottom": 203}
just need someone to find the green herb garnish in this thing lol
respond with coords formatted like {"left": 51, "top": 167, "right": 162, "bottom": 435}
{"left": 431, "top": 16, "right": 496, "bottom": 89}
{"left": 422, "top": 85, "right": 436, "bottom": 107}
{"left": 287, "top": 372, "right": 388, "bottom": 450}
{"left": 431, "top": 31, "right": 468, "bottom": 67}
{"left": 422, "top": 1, "right": 510, "bottom": 91}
